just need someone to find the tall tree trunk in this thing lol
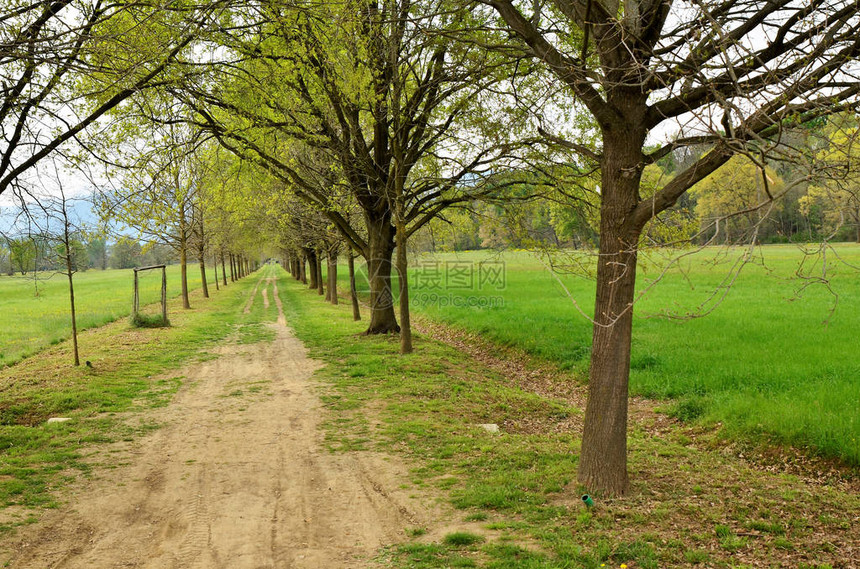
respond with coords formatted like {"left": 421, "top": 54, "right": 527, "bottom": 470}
{"left": 316, "top": 250, "right": 324, "bottom": 296}
{"left": 327, "top": 248, "right": 338, "bottom": 305}
{"left": 395, "top": 201, "right": 412, "bottom": 354}
{"left": 212, "top": 255, "right": 219, "bottom": 291}
{"left": 306, "top": 248, "right": 318, "bottom": 289}
{"left": 300, "top": 253, "right": 307, "bottom": 284}
{"left": 179, "top": 224, "right": 191, "bottom": 309}
{"left": 221, "top": 252, "right": 227, "bottom": 286}
{"left": 855, "top": 207, "right": 860, "bottom": 243}
{"left": 577, "top": 123, "right": 646, "bottom": 497}
{"left": 364, "top": 211, "right": 399, "bottom": 334}
{"left": 325, "top": 254, "right": 332, "bottom": 301}
{"left": 197, "top": 218, "right": 209, "bottom": 298}
{"left": 229, "top": 253, "right": 235, "bottom": 282}
{"left": 348, "top": 250, "right": 360, "bottom": 321}
{"left": 198, "top": 244, "right": 209, "bottom": 299}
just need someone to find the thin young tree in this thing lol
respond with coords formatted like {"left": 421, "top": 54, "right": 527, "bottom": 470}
{"left": 96, "top": 122, "right": 206, "bottom": 309}
{"left": 8, "top": 169, "right": 89, "bottom": 366}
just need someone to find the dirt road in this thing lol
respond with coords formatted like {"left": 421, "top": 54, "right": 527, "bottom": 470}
{"left": 7, "top": 276, "right": 427, "bottom": 568}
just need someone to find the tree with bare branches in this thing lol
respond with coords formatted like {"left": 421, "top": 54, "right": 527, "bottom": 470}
{"left": 0, "top": 0, "right": 227, "bottom": 197}
{"left": 178, "top": 0, "right": 545, "bottom": 347}
{"left": 483, "top": 0, "right": 860, "bottom": 494}
{"left": 5, "top": 166, "right": 90, "bottom": 366}
{"left": 96, "top": 123, "right": 205, "bottom": 309}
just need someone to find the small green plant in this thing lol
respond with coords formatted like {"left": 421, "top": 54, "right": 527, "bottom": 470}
{"left": 483, "top": 543, "right": 546, "bottom": 566}
{"left": 747, "top": 520, "right": 785, "bottom": 535}
{"left": 130, "top": 313, "right": 170, "bottom": 328}
{"left": 576, "top": 510, "right": 593, "bottom": 527}
{"left": 443, "top": 532, "right": 484, "bottom": 547}
{"left": 670, "top": 397, "right": 707, "bottom": 422}
{"left": 720, "top": 535, "right": 748, "bottom": 552}
{"left": 713, "top": 524, "right": 747, "bottom": 552}
{"left": 684, "top": 549, "right": 710, "bottom": 564}
{"left": 773, "top": 537, "right": 794, "bottom": 551}
{"left": 612, "top": 539, "right": 658, "bottom": 569}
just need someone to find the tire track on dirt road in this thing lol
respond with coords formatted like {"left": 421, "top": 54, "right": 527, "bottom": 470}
{"left": 242, "top": 273, "right": 266, "bottom": 314}
{"left": 6, "top": 273, "right": 435, "bottom": 568}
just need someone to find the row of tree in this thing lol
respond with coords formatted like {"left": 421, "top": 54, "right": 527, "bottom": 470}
{"left": 3, "top": 0, "right": 860, "bottom": 497}
{"left": 0, "top": 234, "right": 172, "bottom": 275}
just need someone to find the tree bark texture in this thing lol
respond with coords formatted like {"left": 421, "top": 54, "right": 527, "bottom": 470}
{"left": 327, "top": 250, "right": 338, "bottom": 305}
{"left": 348, "top": 251, "right": 360, "bottom": 321}
{"left": 179, "top": 224, "right": 191, "bottom": 309}
{"left": 316, "top": 251, "right": 324, "bottom": 296}
{"left": 395, "top": 206, "right": 412, "bottom": 354}
{"left": 364, "top": 211, "right": 399, "bottom": 334}
{"left": 577, "top": 118, "right": 647, "bottom": 497}
{"left": 199, "top": 246, "right": 209, "bottom": 299}
{"left": 305, "top": 248, "right": 318, "bottom": 290}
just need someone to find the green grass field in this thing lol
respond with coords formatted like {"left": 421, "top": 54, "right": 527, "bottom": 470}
{"left": 5, "top": 246, "right": 859, "bottom": 467}
{"left": 344, "top": 244, "right": 860, "bottom": 465}
{"left": 284, "top": 266, "right": 859, "bottom": 568}
{"left": 0, "top": 265, "right": 215, "bottom": 367}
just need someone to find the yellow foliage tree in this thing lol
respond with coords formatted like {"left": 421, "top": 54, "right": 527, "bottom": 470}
{"left": 799, "top": 127, "right": 860, "bottom": 243}
{"left": 690, "top": 156, "right": 785, "bottom": 244}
